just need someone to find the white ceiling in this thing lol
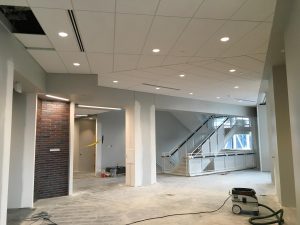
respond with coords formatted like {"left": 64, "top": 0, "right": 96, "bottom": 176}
{"left": 1, "top": 0, "right": 276, "bottom": 106}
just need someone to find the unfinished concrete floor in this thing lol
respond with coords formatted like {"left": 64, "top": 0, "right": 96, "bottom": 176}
{"left": 8, "top": 170, "right": 296, "bottom": 225}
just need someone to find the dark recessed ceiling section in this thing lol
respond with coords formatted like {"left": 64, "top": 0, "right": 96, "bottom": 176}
{"left": 0, "top": 5, "right": 45, "bottom": 34}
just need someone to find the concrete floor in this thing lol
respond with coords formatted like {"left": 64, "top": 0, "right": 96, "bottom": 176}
{"left": 8, "top": 170, "right": 296, "bottom": 225}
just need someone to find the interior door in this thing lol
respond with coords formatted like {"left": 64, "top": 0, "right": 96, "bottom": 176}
{"left": 78, "top": 119, "right": 96, "bottom": 172}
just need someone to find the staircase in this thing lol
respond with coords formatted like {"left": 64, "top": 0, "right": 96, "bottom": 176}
{"left": 161, "top": 116, "right": 256, "bottom": 176}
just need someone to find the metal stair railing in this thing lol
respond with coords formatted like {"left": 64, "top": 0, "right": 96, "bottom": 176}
{"left": 161, "top": 115, "right": 230, "bottom": 173}
{"left": 161, "top": 115, "right": 214, "bottom": 158}
{"left": 189, "top": 116, "right": 230, "bottom": 158}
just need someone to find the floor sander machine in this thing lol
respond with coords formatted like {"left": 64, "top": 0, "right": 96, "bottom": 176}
{"left": 231, "top": 188, "right": 284, "bottom": 224}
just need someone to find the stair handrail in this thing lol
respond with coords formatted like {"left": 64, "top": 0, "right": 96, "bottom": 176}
{"left": 190, "top": 116, "right": 230, "bottom": 158}
{"left": 161, "top": 115, "right": 214, "bottom": 158}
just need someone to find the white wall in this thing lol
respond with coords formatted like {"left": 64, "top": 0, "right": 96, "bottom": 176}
{"left": 285, "top": 0, "right": 300, "bottom": 220}
{"left": 257, "top": 105, "right": 271, "bottom": 172}
{"left": 97, "top": 111, "right": 125, "bottom": 171}
{"left": 8, "top": 92, "right": 26, "bottom": 208}
{"left": 0, "top": 58, "right": 13, "bottom": 225}
{"left": 0, "top": 21, "right": 45, "bottom": 224}
{"left": 169, "top": 111, "right": 210, "bottom": 131}
{"left": 156, "top": 111, "right": 190, "bottom": 166}
{"left": 8, "top": 93, "right": 37, "bottom": 208}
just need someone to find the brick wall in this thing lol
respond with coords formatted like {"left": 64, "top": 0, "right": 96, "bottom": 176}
{"left": 34, "top": 99, "right": 70, "bottom": 200}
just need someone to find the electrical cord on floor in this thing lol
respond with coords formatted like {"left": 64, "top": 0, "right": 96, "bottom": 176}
{"left": 125, "top": 195, "right": 232, "bottom": 225}
{"left": 25, "top": 211, "right": 57, "bottom": 225}
{"left": 249, "top": 203, "right": 284, "bottom": 225}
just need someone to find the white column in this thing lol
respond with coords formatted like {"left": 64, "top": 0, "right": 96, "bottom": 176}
{"left": 285, "top": 1, "right": 300, "bottom": 221}
{"left": 271, "top": 66, "right": 296, "bottom": 207}
{"left": 0, "top": 59, "right": 14, "bottom": 224}
{"left": 257, "top": 105, "right": 271, "bottom": 172}
{"left": 125, "top": 93, "right": 156, "bottom": 186}
{"left": 21, "top": 94, "right": 37, "bottom": 207}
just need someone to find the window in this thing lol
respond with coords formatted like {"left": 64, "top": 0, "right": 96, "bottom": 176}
{"left": 225, "top": 132, "right": 253, "bottom": 150}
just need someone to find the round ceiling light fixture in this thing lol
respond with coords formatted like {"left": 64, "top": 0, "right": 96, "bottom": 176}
{"left": 58, "top": 32, "right": 68, "bottom": 37}
{"left": 220, "top": 36, "right": 230, "bottom": 42}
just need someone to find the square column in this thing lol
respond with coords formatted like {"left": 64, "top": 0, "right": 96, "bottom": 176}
{"left": 0, "top": 59, "right": 14, "bottom": 225}
{"left": 125, "top": 93, "right": 156, "bottom": 186}
{"left": 270, "top": 65, "right": 296, "bottom": 207}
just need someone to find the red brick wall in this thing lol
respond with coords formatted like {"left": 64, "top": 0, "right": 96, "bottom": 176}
{"left": 34, "top": 99, "right": 70, "bottom": 200}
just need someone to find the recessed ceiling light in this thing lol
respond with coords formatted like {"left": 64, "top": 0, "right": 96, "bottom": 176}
{"left": 220, "top": 37, "right": 230, "bottom": 42}
{"left": 152, "top": 48, "right": 160, "bottom": 53}
{"left": 229, "top": 69, "right": 236, "bottom": 72}
{"left": 189, "top": 92, "right": 193, "bottom": 95}
{"left": 216, "top": 96, "right": 221, "bottom": 99}
{"left": 58, "top": 32, "right": 68, "bottom": 37}
{"left": 78, "top": 104, "right": 122, "bottom": 111}
{"left": 113, "top": 80, "right": 119, "bottom": 83}
{"left": 234, "top": 86, "right": 239, "bottom": 89}
{"left": 73, "top": 62, "right": 80, "bottom": 67}
{"left": 45, "top": 94, "right": 69, "bottom": 102}
{"left": 76, "top": 114, "right": 88, "bottom": 117}
{"left": 156, "top": 87, "right": 160, "bottom": 90}
{"left": 179, "top": 74, "right": 185, "bottom": 77}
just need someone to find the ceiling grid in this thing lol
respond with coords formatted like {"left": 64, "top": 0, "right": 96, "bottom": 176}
{"left": 0, "top": 0, "right": 277, "bottom": 105}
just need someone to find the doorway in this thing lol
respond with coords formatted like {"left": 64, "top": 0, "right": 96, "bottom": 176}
{"left": 74, "top": 118, "right": 96, "bottom": 174}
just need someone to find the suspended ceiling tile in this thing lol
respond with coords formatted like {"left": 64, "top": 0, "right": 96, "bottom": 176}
{"left": 169, "top": 19, "right": 225, "bottom": 57}
{"left": 231, "top": 0, "right": 276, "bottom": 21}
{"left": 254, "top": 41, "right": 269, "bottom": 54}
{"left": 195, "top": 20, "right": 258, "bottom": 57}
{"left": 114, "top": 54, "right": 139, "bottom": 72}
{"left": 141, "top": 67, "right": 179, "bottom": 78}
{"left": 138, "top": 55, "right": 165, "bottom": 69}
{"left": 0, "top": 0, "right": 28, "bottom": 6}
{"left": 116, "top": 0, "right": 159, "bottom": 15}
{"left": 58, "top": 52, "right": 91, "bottom": 73}
{"left": 28, "top": 0, "right": 72, "bottom": 9}
{"left": 75, "top": 11, "right": 114, "bottom": 53}
{"left": 188, "top": 57, "right": 216, "bottom": 64}
{"left": 28, "top": 49, "right": 67, "bottom": 73}
{"left": 156, "top": 0, "right": 203, "bottom": 17}
{"left": 87, "top": 53, "right": 113, "bottom": 74}
{"left": 32, "top": 8, "right": 79, "bottom": 51}
{"left": 115, "top": 14, "right": 153, "bottom": 54}
{"left": 14, "top": 33, "right": 53, "bottom": 48}
{"left": 72, "top": 0, "right": 115, "bottom": 12}
{"left": 222, "top": 22, "right": 272, "bottom": 57}
{"left": 265, "top": 14, "right": 274, "bottom": 22}
{"left": 162, "top": 56, "right": 189, "bottom": 66}
{"left": 142, "top": 16, "right": 189, "bottom": 54}
{"left": 98, "top": 71, "right": 158, "bottom": 88}
{"left": 123, "top": 69, "right": 163, "bottom": 81}
{"left": 248, "top": 53, "right": 267, "bottom": 62}
{"left": 221, "top": 56, "right": 265, "bottom": 74}
{"left": 195, "top": 0, "right": 245, "bottom": 19}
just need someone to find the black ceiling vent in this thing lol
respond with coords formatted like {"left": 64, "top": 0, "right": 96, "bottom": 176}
{"left": 0, "top": 5, "right": 45, "bottom": 34}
